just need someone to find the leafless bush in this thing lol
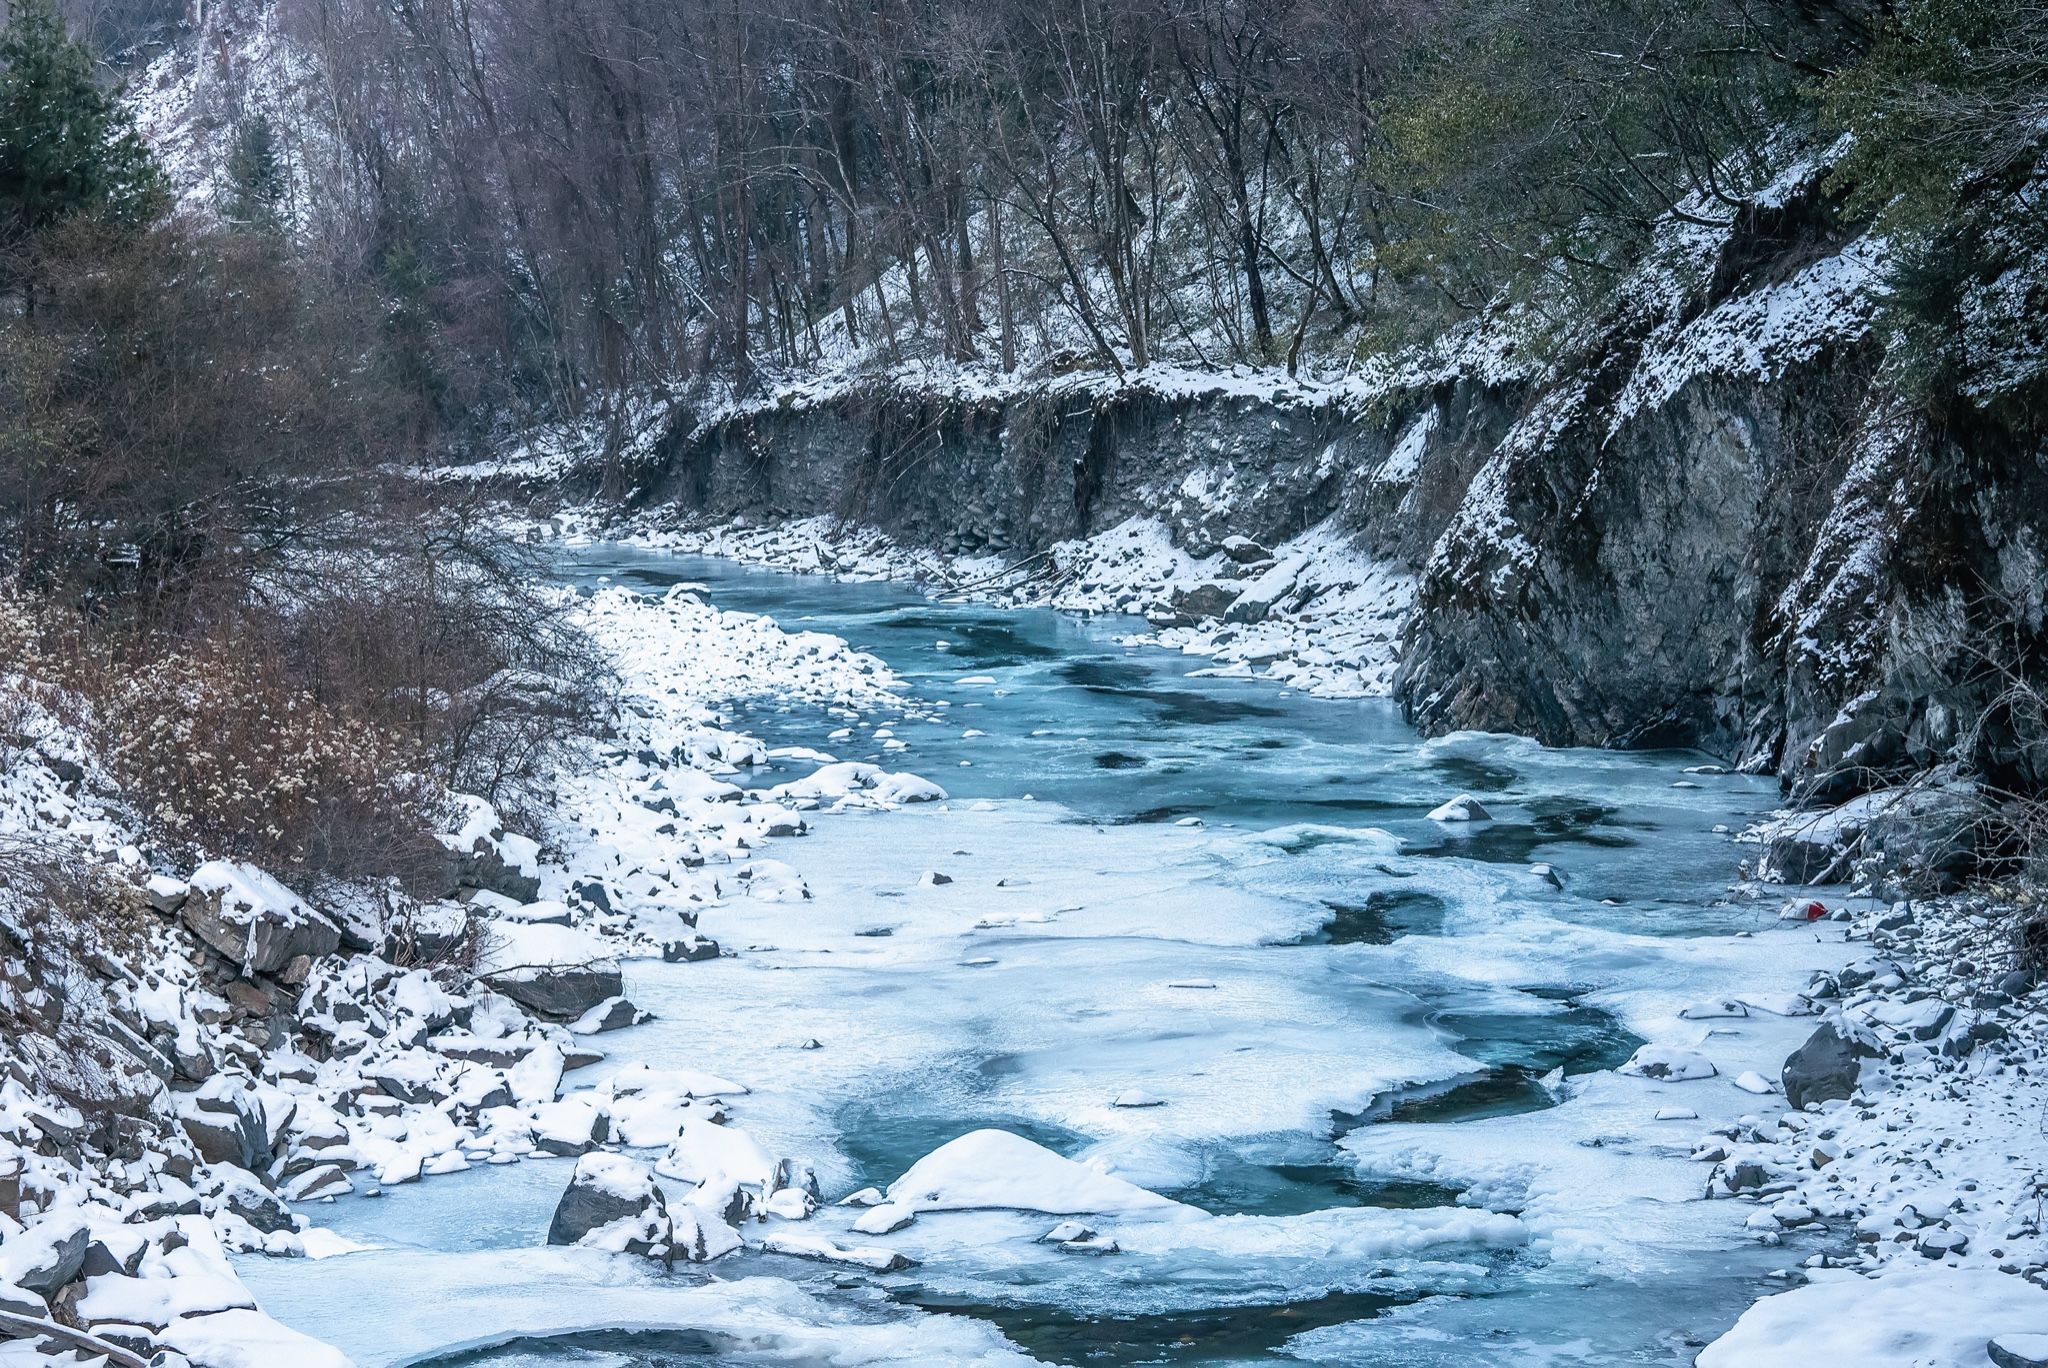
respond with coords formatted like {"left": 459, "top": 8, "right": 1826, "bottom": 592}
{"left": 0, "top": 835, "right": 147, "bottom": 963}
{"left": 382, "top": 904, "right": 485, "bottom": 975}
{"left": 259, "top": 489, "right": 614, "bottom": 830}
{"left": 76, "top": 635, "right": 443, "bottom": 887}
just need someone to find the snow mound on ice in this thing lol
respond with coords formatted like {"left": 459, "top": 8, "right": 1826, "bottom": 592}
{"left": 885, "top": 1129, "right": 1194, "bottom": 1219}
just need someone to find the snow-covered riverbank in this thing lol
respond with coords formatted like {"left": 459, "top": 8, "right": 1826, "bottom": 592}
{"left": 569, "top": 508, "right": 1416, "bottom": 701}
{"left": 0, "top": 573, "right": 958, "bottom": 1364}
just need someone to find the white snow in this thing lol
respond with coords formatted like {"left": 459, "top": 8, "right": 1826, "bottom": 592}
{"left": 1698, "top": 1265, "right": 2048, "bottom": 1368}
{"left": 885, "top": 1130, "right": 1196, "bottom": 1219}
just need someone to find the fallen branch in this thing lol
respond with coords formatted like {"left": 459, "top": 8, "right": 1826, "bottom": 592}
{"left": 0, "top": 1309, "right": 153, "bottom": 1368}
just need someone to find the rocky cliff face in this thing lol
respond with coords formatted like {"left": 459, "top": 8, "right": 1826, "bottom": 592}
{"left": 629, "top": 185, "right": 2047, "bottom": 807}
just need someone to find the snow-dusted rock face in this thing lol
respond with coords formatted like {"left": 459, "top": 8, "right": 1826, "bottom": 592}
{"left": 546, "top": 1153, "right": 677, "bottom": 1258}
{"left": 1395, "top": 188, "right": 2048, "bottom": 803}
{"left": 621, "top": 171, "right": 2046, "bottom": 812}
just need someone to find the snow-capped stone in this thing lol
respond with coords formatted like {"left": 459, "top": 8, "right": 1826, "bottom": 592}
{"left": 1990, "top": 1333, "right": 2048, "bottom": 1368}
{"left": 475, "top": 922, "right": 623, "bottom": 1020}
{"left": 1427, "top": 794, "right": 1491, "bottom": 822}
{"left": 1619, "top": 1045, "right": 1718, "bottom": 1081}
{"left": 547, "top": 1153, "right": 673, "bottom": 1258}
{"left": 183, "top": 863, "right": 342, "bottom": 976}
{"left": 1781, "top": 1019, "right": 1881, "bottom": 1110}
{"left": 1038, "top": 1220, "right": 1095, "bottom": 1244}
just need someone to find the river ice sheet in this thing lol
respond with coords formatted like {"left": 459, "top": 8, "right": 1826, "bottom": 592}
{"left": 237, "top": 547, "right": 1854, "bottom": 1366}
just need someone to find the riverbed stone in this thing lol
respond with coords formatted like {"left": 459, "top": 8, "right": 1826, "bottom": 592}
{"left": 481, "top": 963, "right": 623, "bottom": 1021}
{"left": 1782, "top": 1020, "right": 1882, "bottom": 1110}
{"left": 547, "top": 1153, "right": 672, "bottom": 1259}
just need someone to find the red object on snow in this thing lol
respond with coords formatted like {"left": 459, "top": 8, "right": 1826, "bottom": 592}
{"left": 1804, "top": 900, "right": 1828, "bottom": 921}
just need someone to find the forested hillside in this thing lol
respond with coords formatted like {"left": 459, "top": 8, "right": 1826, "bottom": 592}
{"left": 0, "top": 0, "right": 2033, "bottom": 818}
{"left": 120, "top": 0, "right": 2043, "bottom": 427}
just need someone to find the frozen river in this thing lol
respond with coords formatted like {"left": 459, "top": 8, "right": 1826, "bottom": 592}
{"left": 238, "top": 544, "right": 1848, "bottom": 1366}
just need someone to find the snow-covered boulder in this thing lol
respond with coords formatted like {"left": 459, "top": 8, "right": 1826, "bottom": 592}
{"left": 546, "top": 1153, "right": 673, "bottom": 1258}
{"left": 0, "top": 1214, "right": 88, "bottom": 1298}
{"left": 570, "top": 996, "right": 649, "bottom": 1034}
{"left": 1698, "top": 1265, "right": 2048, "bottom": 1368}
{"left": 1781, "top": 1019, "right": 1882, "bottom": 1110}
{"left": 1760, "top": 780, "right": 1985, "bottom": 888}
{"left": 439, "top": 796, "right": 543, "bottom": 902}
{"left": 476, "top": 922, "right": 623, "bottom": 1021}
{"left": 768, "top": 762, "right": 946, "bottom": 809}
{"left": 654, "top": 1115, "right": 778, "bottom": 1190}
{"left": 1618, "top": 1044, "right": 1718, "bottom": 1081}
{"left": 183, "top": 863, "right": 341, "bottom": 977}
{"left": 1427, "top": 794, "right": 1492, "bottom": 822}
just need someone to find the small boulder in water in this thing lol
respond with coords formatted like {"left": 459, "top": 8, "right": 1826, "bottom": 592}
{"left": 570, "top": 996, "right": 650, "bottom": 1035}
{"left": 1427, "top": 794, "right": 1492, "bottom": 822}
{"left": 547, "top": 1153, "right": 674, "bottom": 1260}
{"left": 1038, "top": 1220, "right": 1095, "bottom": 1244}
{"left": 662, "top": 935, "right": 721, "bottom": 963}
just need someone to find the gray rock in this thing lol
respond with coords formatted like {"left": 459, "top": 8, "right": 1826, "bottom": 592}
{"left": 1781, "top": 1020, "right": 1882, "bottom": 1111}
{"left": 181, "top": 881, "right": 341, "bottom": 978}
{"left": 81, "top": 1238, "right": 144, "bottom": 1279}
{"left": 449, "top": 837, "right": 542, "bottom": 904}
{"left": 179, "top": 1100, "right": 270, "bottom": 1171}
{"left": 1990, "top": 1333, "right": 2048, "bottom": 1368}
{"left": 220, "top": 1184, "right": 295, "bottom": 1234}
{"left": 481, "top": 963, "right": 624, "bottom": 1021}
{"left": 12, "top": 1224, "right": 86, "bottom": 1297}
{"left": 1170, "top": 582, "right": 1242, "bottom": 620}
{"left": 1909, "top": 1003, "right": 1956, "bottom": 1042}
{"left": 573, "top": 996, "right": 648, "bottom": 1034}
{"left": 547, "top": 1155, "right": 671, "bottom": 1259}
{"left": 661, "top": 937, "right": 721, "bottom": 964}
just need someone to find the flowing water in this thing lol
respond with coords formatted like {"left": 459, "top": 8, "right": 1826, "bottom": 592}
{"left": 238, "top": 544, "right": 1834, "bottom": 1367}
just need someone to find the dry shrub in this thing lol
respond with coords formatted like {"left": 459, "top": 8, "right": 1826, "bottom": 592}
{"left": 88, "top": 636, "right": 443, "bottom": 886}
{"left": 262, "top": 494, "right": 612, "bottom": 829}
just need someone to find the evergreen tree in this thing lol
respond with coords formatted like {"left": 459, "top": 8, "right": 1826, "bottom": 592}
{"left": 0, "top": 0, "right": 161, "bottom": 244}
{"left": 224, "top": 112, "right": 285, "bottom": 232}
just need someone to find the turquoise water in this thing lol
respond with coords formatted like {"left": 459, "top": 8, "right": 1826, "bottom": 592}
{"left": 238, "top": 542, "right": 1813, "bottom": 1367}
